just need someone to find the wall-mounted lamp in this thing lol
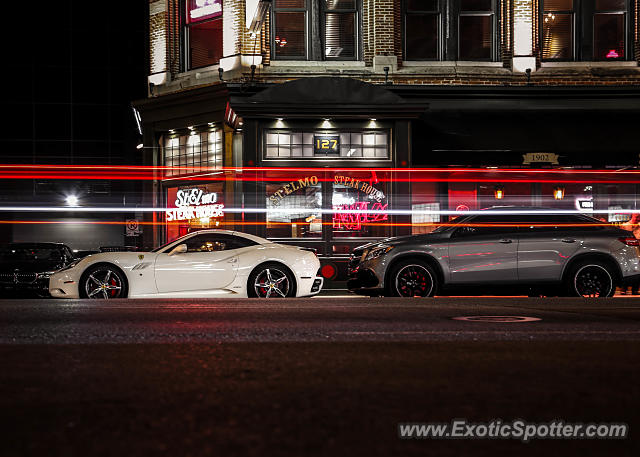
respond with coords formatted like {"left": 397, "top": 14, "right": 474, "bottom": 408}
{"left": 494, "top": 185, "right": 505, "bottom": 200}
{"left": 553, "top": 186, "right": 565, "bottom": 200}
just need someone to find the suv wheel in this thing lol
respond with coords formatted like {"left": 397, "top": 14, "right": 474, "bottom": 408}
{"left": 566, "top": 260, "right": 615, "bottom": 297}
{"left": 388, "top": 259, "right": 438, "bottom": 297}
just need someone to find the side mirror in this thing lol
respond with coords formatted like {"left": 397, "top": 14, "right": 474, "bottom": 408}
{"left": 168, "top": 244, "right": 188, "bottom": 256}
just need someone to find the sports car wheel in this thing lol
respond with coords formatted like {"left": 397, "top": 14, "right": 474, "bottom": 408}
{"left": 249, "top": 263, "right": 295, "bottom": 298}
{"left": 568, "top": 261, "right": 614, "bottom": 298}
{"left": 388, "top": 259, "right": 438, "bottom": 297}
{"left": 81, "top": 264, "right": 128, "bottom": 299}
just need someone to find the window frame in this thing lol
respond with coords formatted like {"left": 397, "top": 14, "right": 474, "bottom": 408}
{"left": 403, "top": 0, "right": 499, "bottom": 62}
{"left": 271, "top": 0, "right": 362, "bottom": 61}
{"left": 182, "top": 0, "right": 224, "bottom": 71}
{"left": 262, "top": 128, "right": 391, "bottom": 161}
{"left": 540, "top": 0, "right": 632, "bottom": 62}
{"left": 320, "top": 0, "right": 361, "bottom": 61}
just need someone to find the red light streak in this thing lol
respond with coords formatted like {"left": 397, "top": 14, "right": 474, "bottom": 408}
{"left": 0, "top": 164, "right": 638, "bottom": 184}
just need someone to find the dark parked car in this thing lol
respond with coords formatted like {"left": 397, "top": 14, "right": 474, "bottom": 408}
{"left": 348, "top": 208, "right": 640, "bottom": 298}
{"left": 0, "top": 243, "right": 76, "bottom": 297}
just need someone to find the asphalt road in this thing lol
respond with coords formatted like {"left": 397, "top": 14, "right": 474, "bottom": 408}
{"left": 1, "top": 297, "right": 639, "bottom": 456}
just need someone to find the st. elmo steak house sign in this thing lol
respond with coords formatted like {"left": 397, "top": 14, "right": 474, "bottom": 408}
{"left": 166, "top": 189, "right": 224, "bottom": 222}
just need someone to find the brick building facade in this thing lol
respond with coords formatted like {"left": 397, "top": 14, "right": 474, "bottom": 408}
{"left": 136, "top": 0, "right": 640, "bottom": 285}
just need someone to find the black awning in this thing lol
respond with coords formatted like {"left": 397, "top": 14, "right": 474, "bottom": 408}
{"left": 230, "top": 77, "right": 426, "bottom": 119}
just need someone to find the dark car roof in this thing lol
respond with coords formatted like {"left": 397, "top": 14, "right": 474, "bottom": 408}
{"left": 2, "top": 243, "right": 69, "bottom": 248}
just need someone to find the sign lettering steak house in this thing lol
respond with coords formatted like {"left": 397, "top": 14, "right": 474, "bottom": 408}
{"left": 166, "top": 189, "right": 224, "bottom": 222}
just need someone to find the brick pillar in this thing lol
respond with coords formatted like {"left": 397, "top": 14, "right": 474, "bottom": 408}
{"left": 512, "top": 0, "right": 536, "bottom": 72}
{"left": 167, "top": 0, "right": 180, "bottom": 77}
{"left": 500, "top": 0, "right": 514, "bottom": 69}
{"left": 362, "top": 0, "right": 397, "bottom": 72}
{"left": 635, "top": 0, "right": 639, "bottom": 62}
{"left": 148, "top": 0, "right": 170, "bottom": 91}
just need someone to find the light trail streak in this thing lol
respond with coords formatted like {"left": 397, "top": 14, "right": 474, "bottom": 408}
{"left": 0, "top": 206, "right": 638, "bottom": 216}
{"left": 0, "top": 165, "right": 639, "bottom": 183}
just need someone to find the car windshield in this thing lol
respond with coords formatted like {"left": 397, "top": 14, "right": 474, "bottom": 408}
{"left": 0, "top": 246, "right": 62, "bottom": 262}
{"left": 151, "top": 238, "right": 182, "bottom": 253}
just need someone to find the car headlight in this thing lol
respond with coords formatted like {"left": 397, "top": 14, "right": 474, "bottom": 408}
{"left": 364, "top": 244, "right": 394, "bottom": 261}
{"left": 57, "top": 259, "right": 82, "bottom": 272}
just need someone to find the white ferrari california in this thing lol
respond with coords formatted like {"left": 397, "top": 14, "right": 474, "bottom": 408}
{"left": 49, "top": 230, "right": 323, "bottom": 299}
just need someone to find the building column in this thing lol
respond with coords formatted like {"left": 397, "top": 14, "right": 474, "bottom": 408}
{"left": 363, "top": 0, "right": 398, "bottom": 72}
{"left": 148, "top": 0, "right": 171, "bottom": 91}
{"left": 512, "top": 0, "right": 537, "bottom": 73}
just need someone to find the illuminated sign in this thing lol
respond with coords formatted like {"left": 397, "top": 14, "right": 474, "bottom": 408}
{"left": 314, "top": 135, "right": 340, "bottom": 155}
{"left": 606, "top": 49, "right": 619, "bottom": 59}
{"left": 332, "top": 201, "right": 388, "bottom": 231}
{"left": 269, "top": 176, "right": 319, "bottom": 205}
{"left": 167, "top": 188, "right": 224, "bottom": 222}
{"left": 187, "top": 0, "right": 222, "bottom": 22}
{"left": 576, "top": 196, "right": 594, "bottom": 211}
{"left": 334, "top": 175, "right": 385, "bottom": 202}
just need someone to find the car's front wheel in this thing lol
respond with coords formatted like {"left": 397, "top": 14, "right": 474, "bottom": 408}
{"left": 248, "top": 263, "right": 295, "bottom": 298}
{"left": 566, "top": 260, "right": 615, "bottom": 297}
{"left": 388, "top": 259, "right": 438, "bottom": 297}
{"left": 80, "top": 264, "right": 128, "bottom": 299}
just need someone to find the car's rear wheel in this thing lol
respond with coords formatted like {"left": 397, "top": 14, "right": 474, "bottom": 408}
{"left": 566, "top": 260, "right": 615, "bottom": 297}
{"left": 248, "top": 263, "right": 295, "bottom": 298}
{"left": 80, "top": 264, "right": 128, "bottom": 299}
{"left": 388, "top": 259, "right": 438, "bottom": 297}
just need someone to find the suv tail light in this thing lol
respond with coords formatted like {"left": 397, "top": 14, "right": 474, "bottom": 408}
{"left": 618, "top": 237, "right": 640, "bottom": 247}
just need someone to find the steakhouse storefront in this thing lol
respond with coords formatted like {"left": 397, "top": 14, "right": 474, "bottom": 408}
{"left": 229, "top": 77, "right": 425, "bottom": 283}
{"left": 138, "top": 78, "right": 640, "bottom": 288}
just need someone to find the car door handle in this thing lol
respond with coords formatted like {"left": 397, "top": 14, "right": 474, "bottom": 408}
{"left": 499, "top": 239, "right": 513, "bottom": 244}
{"left": 227, "top": 258, "right": 237, "bottom": 263}
{"left": 561, "top": 238, "right": 576, "bottom": 243}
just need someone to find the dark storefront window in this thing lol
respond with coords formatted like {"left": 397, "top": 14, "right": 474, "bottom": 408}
{"left": 332, "top": 171, "right": 390, "bottom": 239}
{"left": 185, "top": 0, "right": 223, "bottom": 69}
{"left": 404, "top": 0, "right": 496, "bottom": 61}
{"left": 266, "top": 178, "right": 323, "bottom": 238}
{"left": 541, "top": 0, "right": 629, "bottom": 61}
{"left": 272, "top": 0, "right": 361, "bottom": 60}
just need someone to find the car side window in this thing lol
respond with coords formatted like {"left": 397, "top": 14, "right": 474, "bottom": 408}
{"left": 184, "top": 234, "right": 257, "bottom": 252}
{"left": 452, "top": 216, "right": 518, "bottom": 238}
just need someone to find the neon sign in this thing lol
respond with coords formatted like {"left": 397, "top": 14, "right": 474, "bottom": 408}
{"left": 332, "top": 201, "right": 389, "bottom": 230}
{"left": 606, "top": 49, "right": 619, "bottom": 59}
{"left": 166, "top": 189, "right": 224, "bottom": 222}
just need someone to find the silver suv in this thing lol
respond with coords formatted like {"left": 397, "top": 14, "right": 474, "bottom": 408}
{"left": 348, "top": 208, "right": 640, "bottom": 297}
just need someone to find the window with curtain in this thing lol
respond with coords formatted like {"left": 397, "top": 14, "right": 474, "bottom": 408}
{"left": 541, "top": 0, "right": 629, "bottom": 61}
{"left": 272, "top": 0, "right": 360, "bottom": 60}
{"left": 184, "top": 0, "right": 223, "bottom": 69}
